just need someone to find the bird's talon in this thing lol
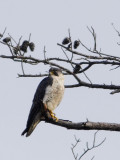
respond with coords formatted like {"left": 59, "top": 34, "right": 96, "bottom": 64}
{"left": 53, "top": 116, "right": 58, "bottom": 122}
{"left": 55, "top": 117, "right": 58, "bottom": 122}
{"left": 49, "top": 111, "right": 58, "bottom": 122}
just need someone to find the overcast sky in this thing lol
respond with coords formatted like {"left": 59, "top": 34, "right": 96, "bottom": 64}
{"left": 0, "top": 0, "right": 120, "bottom": 160}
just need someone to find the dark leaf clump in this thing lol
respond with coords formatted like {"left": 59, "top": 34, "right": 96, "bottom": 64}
{"left": 29, "top": 42, "right": 35, "bottom": 51}
{"left": 20, "top": 40, "right": 29, "bottom": 52}
{"left": 73, "top": 40, "right": 80, "bottom": 49}
{"left": 73, "top": 64, "right": 81, "bottom": 73}
{"left": 3, "top": 37, "right": 11, "bottom": 43}
{"left": 62, "top": 37, "right": 70, "bottom": 45}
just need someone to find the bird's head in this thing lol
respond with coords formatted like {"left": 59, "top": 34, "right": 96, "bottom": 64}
{"left": 49, "top": 67, "right": 63, "bottom": 77}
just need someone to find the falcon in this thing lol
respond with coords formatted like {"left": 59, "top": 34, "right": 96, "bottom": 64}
{"left": 21, "top": 67, "right": 64, "bottom": 137}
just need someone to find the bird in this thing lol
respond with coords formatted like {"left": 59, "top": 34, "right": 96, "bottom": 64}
{"left": 21, "top": 67, "right": 65, "bottom": 137}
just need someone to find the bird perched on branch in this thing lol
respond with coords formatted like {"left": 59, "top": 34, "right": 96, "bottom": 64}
{"left": 21, "top": 67, "right": 65, "bottom": 137}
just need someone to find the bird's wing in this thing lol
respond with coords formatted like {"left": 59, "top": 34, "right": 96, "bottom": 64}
{"left": 21, "top": 76, "right": 53, "bottom": 137}
{"left": 33, "top": 76, "right": 53, "bottom": 102}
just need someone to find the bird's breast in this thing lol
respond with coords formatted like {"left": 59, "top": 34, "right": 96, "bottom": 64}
{"left": 43, "top": 77, "right": 64, "bottom": 111}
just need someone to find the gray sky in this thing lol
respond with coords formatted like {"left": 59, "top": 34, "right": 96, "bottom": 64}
{"left": 0, "top": 0, "right": 120, "bottom": 160}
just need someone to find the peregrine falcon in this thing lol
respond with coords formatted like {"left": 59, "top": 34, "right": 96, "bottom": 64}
{"left": 21, "top": 67, "right": 64, "bottom": 137}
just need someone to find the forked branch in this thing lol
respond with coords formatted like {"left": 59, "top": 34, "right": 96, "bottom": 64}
{"left": 71, "top": 131, "right": 106, "bottom": 160}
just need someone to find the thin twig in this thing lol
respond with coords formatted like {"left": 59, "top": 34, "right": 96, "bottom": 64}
{"left": 21, "top": 61, "right": 25, "bottom": 75}
{"left": 61, "top": 47, "right": 74, "bottom": 69}
{"left": 28, "top": 33, "right": 31, "bottom": 42}
{"left": 43, "top": 46, "right": 47, "bottom": 60}
{"left": 112, "top": 23, "right": 120, "bottom": 36}
{"left": 8, "top": 33, "right": 17, "bottom": 45}
{"left": 2, "top": 27, "right": 7, "bottom": 36}
{"left": 71, "top": 131, "right": 106, "bottom": 160}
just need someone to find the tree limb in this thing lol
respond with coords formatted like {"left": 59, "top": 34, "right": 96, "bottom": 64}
{"left": 43, "top": 118, "right": 120, "bottom": 132}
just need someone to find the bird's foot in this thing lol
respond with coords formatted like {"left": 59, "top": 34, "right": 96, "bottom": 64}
{"left": 49, "top": 111, "right": 58, "bottom": 122}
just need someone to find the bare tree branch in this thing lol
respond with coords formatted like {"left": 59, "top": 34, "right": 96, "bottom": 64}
{"left": 43, "top": 117, "right": 120, "bottom": 132}
{"left": 0, "top": 28, "right": 120, "bottom": 94}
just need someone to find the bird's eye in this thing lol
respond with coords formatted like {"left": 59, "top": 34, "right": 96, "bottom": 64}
{"left": 54, "top": 71, "right": 59, "bottom": 76}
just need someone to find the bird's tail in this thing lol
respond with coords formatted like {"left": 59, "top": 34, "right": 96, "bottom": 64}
{"left": 21, "top": 102, "right": 43, "bottom": 137}
{"left": 21, "top": 118, "right": 41, "bottom": 137}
